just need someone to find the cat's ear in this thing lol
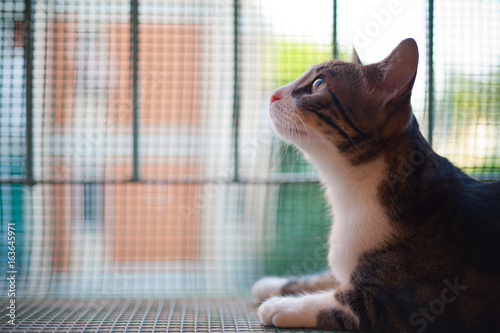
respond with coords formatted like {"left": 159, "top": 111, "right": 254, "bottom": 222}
{"left": 352, "top": 48, "right": 362, "bottom": 65}
{"left": 369, "top": 38, "right": 418, "bottom": 139}
{"left": 376, "top": 38, "right": 419, "bottom": 106}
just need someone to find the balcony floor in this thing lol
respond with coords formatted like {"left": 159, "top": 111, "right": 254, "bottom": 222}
{"left": 0, "top": 297, "right": 338, "bottom": 332}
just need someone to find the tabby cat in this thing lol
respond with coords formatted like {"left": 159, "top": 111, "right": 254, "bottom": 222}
{"left": 252, "top": 38, "right": 500, "bottom": 332}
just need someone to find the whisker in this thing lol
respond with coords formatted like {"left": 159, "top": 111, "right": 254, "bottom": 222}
{"left": 293, "top": 117, "right": 304, "bottom": 144}
{"left": 286, "top": 117, "right": 292, "bottom": 138}
{"left": 292, "top": 113, "right": 310, "bottom": 141}
{"left": 267, "top": 137, "right": 287, "bottom": 173}
{"left": 346, "top": 133, "right": 361, "bottom": 151}
{"left": 289, "top": 116, "right": 300, "bottom": 143}
{"left": 288, "top": 144, "right": 302, "bottom": 173}
{"left": 293, "top": 115, "right": 304, "bottom": 144}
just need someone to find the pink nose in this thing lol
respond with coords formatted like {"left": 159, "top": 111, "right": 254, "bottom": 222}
{"left": 270, "top": 91, "right": 281, "bottom": 105}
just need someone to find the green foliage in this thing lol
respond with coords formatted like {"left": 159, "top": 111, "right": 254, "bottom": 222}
{"left": 449, "top": 72, "right": 500, "bottom": 121}
{"left": 271, "top": 37, "right": 348, "bottom": 88}
{"left": 442, "top": 71, "right": 500, "bottom": 177}
{"left": 273, "top": 39, "right": 332, "bottom": 87}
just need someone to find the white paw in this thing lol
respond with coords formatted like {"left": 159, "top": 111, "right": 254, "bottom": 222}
{"left": 252, "top": 277, "right": 288, "bottom": 302}
{"left": 257, "top": 296, "right": 316, "bottom": 328}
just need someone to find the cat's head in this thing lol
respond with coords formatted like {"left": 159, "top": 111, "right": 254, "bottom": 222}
{"left": 269, "top": 38, "right": 419, "bottom": 165}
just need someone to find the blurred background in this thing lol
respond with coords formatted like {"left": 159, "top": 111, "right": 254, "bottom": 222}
{"left": 0, "top": 0, "right": 498, "bottom": 301}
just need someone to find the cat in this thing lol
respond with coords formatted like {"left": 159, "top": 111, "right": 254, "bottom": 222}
{"left": 252, "top": 38, "right": 500, "bottom": 333}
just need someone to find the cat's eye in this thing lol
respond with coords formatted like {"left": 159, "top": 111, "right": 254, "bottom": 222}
{"left": 311, "top": 77, "right": 326, "bottom": 94}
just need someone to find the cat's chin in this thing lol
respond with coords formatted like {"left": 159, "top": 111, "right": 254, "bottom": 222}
{"left": 271, "top": 121, "right": 309, "bottom": 143}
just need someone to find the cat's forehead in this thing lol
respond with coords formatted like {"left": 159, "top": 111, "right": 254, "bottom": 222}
{"left": 287, "top": 61, "right": 349, "bottom": 89}
{"left": 300, "top": 61, "right": 344, "bottom": 80}
{"left": 313, "top": 61, "right": 341, "bottom": 71}
{"left": 292, "top": 62, "right": 329, "bottom": 85}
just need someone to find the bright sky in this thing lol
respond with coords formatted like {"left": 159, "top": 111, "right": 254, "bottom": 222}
{"left": 262, "top": 0, "right": 499, "bottom": 74}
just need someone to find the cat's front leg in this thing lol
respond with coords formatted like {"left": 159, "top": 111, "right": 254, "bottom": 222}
{"left": 252, "top": 277, "right": 290, "bottom": 302}
{"left": 257, "top": 289, "right": 359, "bottom": 329}
{"left": 252, "top": 270, "right": 338, "bottom": 302}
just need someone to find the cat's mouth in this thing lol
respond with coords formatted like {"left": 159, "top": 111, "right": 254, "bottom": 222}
{"left": 269, "top": 101, "right": 310, "bottom": 140}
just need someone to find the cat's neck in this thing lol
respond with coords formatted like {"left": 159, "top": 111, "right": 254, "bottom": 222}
{"left": 300, "top": 142, "right": 394, "bottom": 285}
{"left": 302, "top": 144, "right": 386, "bottom": 210}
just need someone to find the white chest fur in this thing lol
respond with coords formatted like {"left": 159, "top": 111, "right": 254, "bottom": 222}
{"left": 303, "top": 148, "right": 393, "bottom": 286}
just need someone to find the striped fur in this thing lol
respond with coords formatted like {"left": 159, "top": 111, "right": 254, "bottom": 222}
{"left": 254, "top": 38, "right": 500, "bottom": 332}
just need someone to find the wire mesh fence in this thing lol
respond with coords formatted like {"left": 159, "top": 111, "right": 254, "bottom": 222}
{"left": 0, "top": 0, "right": 499, "bottom": 331}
